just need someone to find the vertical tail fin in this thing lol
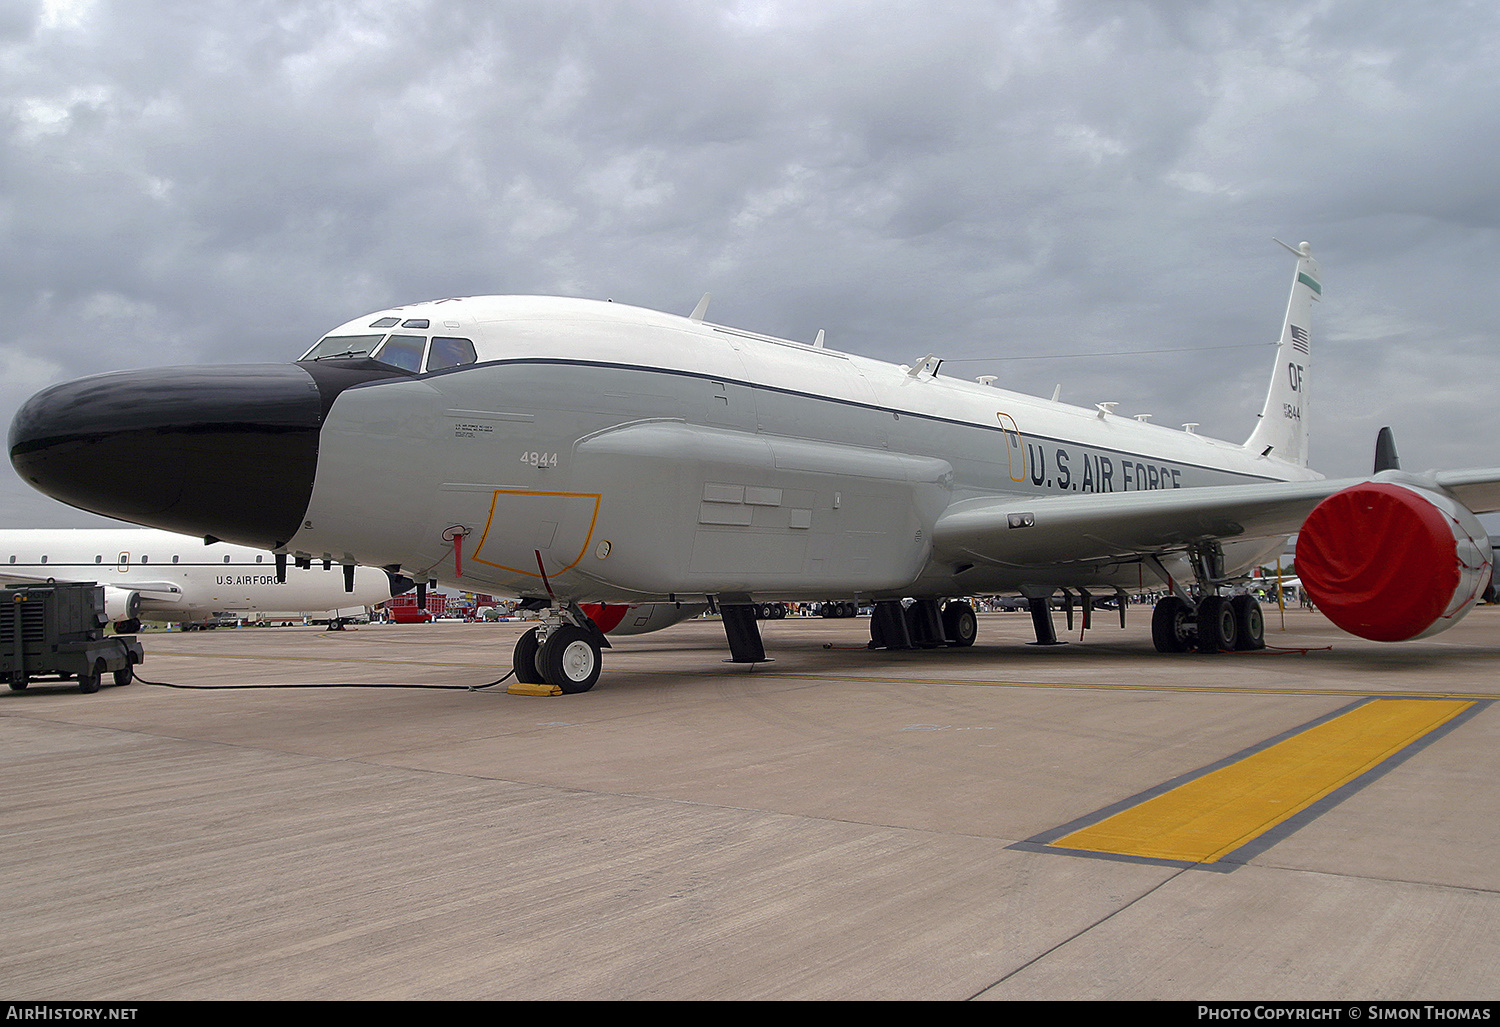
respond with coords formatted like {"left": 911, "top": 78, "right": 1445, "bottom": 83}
{"left": 1244, "top": 240, "right": 1321, "bottom": 467}
{"left": 1374, "top": 426, "right": 1400, "bottom": 472}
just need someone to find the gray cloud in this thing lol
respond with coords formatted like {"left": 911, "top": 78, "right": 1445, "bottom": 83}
{"left": 4, "top": 0, "right": 1500, "bottom": 528}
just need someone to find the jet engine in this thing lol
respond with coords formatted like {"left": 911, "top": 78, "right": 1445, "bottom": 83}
{"left": 103, "top": 586, "right": 142, "bottom": 625}
{"left": 1297, "top": 481, "right": 1491, "bottom": 641}
{"left": 580, "top": 602, "right": 708, "bottom": 636}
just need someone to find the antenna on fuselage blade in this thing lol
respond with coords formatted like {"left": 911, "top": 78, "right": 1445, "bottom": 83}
{"left": 689, "top": 293, "right": 711, "bottom": 323}
{"left": 906, "top": 354, "right": 941, "bottom": 378}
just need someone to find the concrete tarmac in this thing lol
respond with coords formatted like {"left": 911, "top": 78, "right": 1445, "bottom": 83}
{"left": 3, "top": 607, "right": 1498, "bottom": 1000}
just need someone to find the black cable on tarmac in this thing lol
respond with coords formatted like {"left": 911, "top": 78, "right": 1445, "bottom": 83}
{"left": 128, "top": 670, "right": 517, "bottom": 691}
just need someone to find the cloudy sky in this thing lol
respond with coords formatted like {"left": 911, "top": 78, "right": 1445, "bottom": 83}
{"left": 4, "top": 0, "right": 1500, "bottom": 528}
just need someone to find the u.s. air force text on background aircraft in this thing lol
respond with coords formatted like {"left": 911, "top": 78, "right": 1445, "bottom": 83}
{"left": 0, "top": 529, "right": 406, "bottom": 631}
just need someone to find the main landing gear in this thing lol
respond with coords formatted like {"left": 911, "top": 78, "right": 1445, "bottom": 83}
{"left": 721, "top": 597, "right": 976, "bottom": 662}
{"left": 512, "top": 605, "right": 611, "bottom": 694}
{"left": 869, "top": 599, "right": 978, "bottom": 650}
{"left": 1151, "top": 594, "right": 1265, "bottom": 653}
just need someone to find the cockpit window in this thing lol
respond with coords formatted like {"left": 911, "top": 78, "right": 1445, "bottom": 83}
{"left": 373, "top": 334, "right": 426, "bottom": 372}
{"left": 401, "top": 318, "right": 430, "bottom": 329}
{"left": 301, "top": 330, "right": 475, "bottom": 373}
{"left": 370, "top": 317, "right": 401, "bottom": 328}
{"left": 426, "top": 337, "right": 477, "bottom": 372}
{"left": 302, "top": 334, "right": 385, "bottom": 360}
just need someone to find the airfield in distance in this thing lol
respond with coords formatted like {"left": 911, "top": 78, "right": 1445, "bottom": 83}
{"left": 2, "top": 608, "right": 1497, "bottom": 1000}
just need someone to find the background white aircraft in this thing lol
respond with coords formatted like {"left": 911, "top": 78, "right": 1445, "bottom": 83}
{"left": 9, "top": 244, "right": 1499, "bottom": 691}
{"left": 0, "top": 528, "right": 407, "bottom": 631}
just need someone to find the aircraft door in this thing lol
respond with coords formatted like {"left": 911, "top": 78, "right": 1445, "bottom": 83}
{"left": 995, "top": 413, "right": 1027, "bottom": 483}
{"left": 468, "top": 489, "right": 603, "bottom": 585}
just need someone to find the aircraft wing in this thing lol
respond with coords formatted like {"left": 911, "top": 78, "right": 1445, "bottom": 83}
{"left": 1433, "top": 468, "right": 1500, "bottom": 515}
{"left": 932, "top": 470, "right": 1500, "bottom": 571}
{"left": 0, "top": 569, "right": 56, "bottom": 589}
{"left": 104, "top": 581, "right": 186, "bottom": 602}
{"left": 0, "top": 570, "right": 184, "bottom": 602}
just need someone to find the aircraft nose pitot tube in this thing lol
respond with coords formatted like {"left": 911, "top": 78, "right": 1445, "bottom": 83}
{"left": 9, "top": 363, "right": 327, "bottom": 550}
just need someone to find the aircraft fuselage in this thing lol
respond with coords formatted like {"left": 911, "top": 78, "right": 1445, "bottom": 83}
{"left": 285, "top": 297, "right": 1317, "bottom": 604}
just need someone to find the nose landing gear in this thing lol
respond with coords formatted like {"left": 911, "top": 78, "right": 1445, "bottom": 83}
{"left": 511, "top": 604, "right": 609, "bottom": 694}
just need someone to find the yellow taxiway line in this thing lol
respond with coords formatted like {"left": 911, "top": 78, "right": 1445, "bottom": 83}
{"left": 1049, "top": 698, "right": 1473, "bottom": 864}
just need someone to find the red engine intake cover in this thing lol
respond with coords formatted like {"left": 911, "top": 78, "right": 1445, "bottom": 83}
{"left": 1297, "top": 481, "right": 1490, "bottom": 642}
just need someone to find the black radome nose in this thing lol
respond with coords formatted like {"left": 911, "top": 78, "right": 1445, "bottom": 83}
{"left": 9, "top": 363, "right": 326, "bottom": 550}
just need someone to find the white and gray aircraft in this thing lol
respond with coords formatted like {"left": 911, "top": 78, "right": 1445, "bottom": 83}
{"left": 10, "top": 243, "right": 1499, "bottom": 691}
{"left": 0, "top": 528, "right": 408, "bottom": 631}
